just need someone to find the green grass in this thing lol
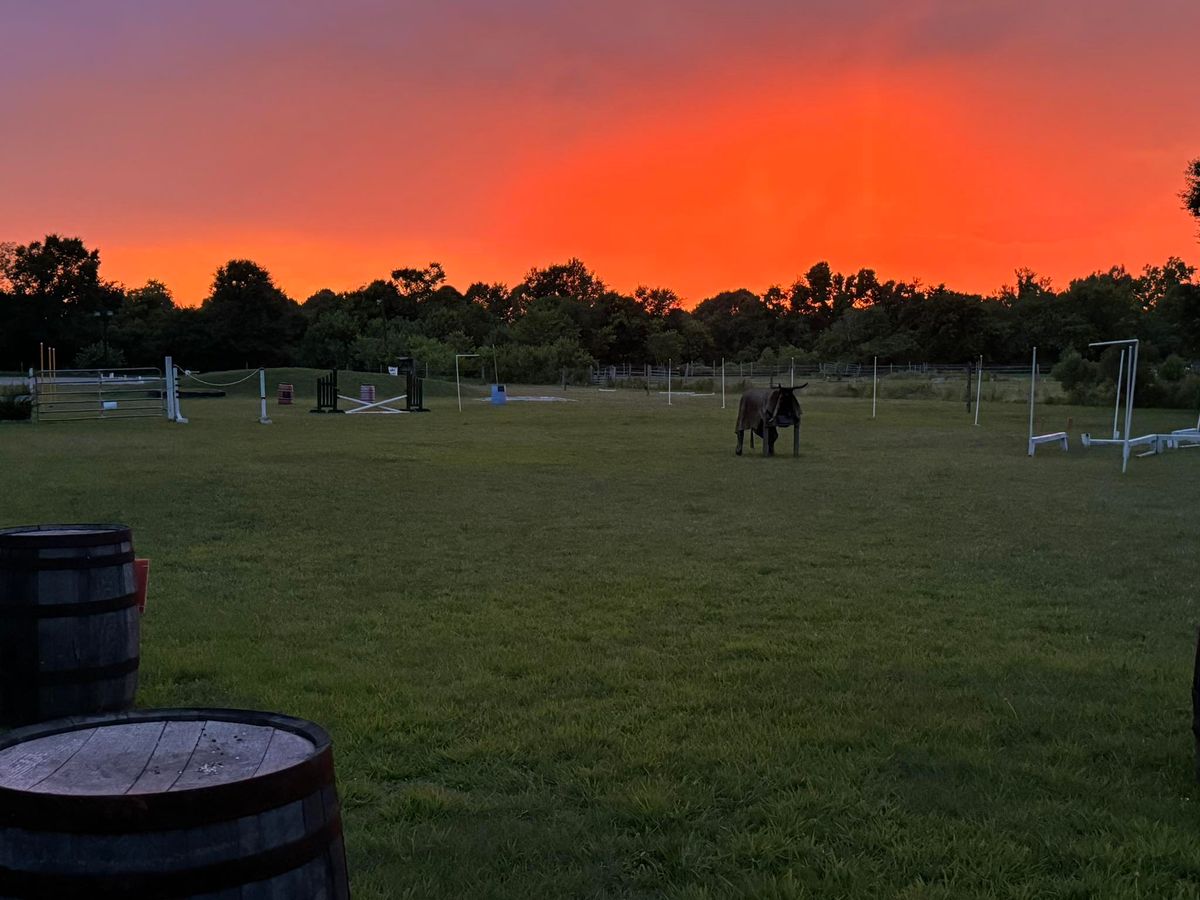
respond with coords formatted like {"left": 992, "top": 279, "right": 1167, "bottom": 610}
{"left": 4, "top": 370, "right": 1200, "bottom": 898}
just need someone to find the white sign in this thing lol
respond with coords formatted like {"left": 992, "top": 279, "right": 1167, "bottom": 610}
{"left": 387, "top": 366, "right": 399, "bottom": 376}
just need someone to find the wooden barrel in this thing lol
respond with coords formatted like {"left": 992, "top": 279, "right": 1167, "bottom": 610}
{"left": 0, "top": 524, "right": 139, "bottom": 726}
{"left": 278, "top": 383, "right": 294, "bottom": 405}
{"left": 0, "top": 708, "right": 351, "bottom": 899}
{"left": 360, "top": 384, "right": 375, "bottom": 403}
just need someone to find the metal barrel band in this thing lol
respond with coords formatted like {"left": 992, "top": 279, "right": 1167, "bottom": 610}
{"left": 0, "top": 526, "right": 133, "bottom": 549}
{"left": 0, "top": 550, "right": 135, "bottom": 571}
{"left": 0, "top": 592, "right": 139, "bottom": 619}
{"left": 34, "top": 656, "right": 139, "bottom": 687}
{"left": 0, "top": 815, "right": 343, "bottom": 900}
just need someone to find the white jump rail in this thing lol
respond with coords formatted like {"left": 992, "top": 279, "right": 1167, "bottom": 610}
{"left": 1029, "top": 431, "right": 1069, "bottom": 454}
{"left": 1081, "top": 430, "right": 1200, "bottom": 456}
{"left": 338, "top": 393, "right": 408, "bottom": 414}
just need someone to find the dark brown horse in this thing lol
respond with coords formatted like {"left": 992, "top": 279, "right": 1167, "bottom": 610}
{"left": 735, "top": 384, "right": 806, "bottom": 456}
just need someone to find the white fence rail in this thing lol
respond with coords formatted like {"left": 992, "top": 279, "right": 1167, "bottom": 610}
{"left": 590, "top": 362, "right": 1035, "bottom": 385}
{"left": 33, "top": 367, "right": 167, "bottom": 423}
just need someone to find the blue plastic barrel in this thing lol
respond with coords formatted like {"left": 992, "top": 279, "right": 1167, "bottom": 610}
{"left": 490, "top": 384, "right": 507, "bottom": 404}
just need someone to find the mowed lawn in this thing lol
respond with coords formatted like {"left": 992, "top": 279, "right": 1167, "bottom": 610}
{"left": 3, "top": 374, "right": 1200, "bottom": 899}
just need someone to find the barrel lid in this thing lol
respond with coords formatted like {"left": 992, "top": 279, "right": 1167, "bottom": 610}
{"left": 0, "top": 709, "right": 326, "bottom": 797}
{"left": 0, "top": 524, "right": 133, "bottom": 548}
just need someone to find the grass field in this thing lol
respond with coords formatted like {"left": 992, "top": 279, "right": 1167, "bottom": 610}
{"left": 3, "top": 370, "right": 1200, "bottom": 898}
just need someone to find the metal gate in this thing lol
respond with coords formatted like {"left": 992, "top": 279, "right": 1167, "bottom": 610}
{"left": 33, "top": 367, "right": 167, "bottom": 423}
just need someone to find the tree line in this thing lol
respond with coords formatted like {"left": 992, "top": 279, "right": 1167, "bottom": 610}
{"left": 2, "top": 160, "right": 1197, "bottom": 389}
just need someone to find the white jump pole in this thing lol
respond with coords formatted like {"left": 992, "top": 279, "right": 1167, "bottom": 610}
{"left": 721, "top": 358, "right": 726, "bottom": 410}
{"left": 1112, "top": 348, "right": 1125, "bottom": 439}
{"left": 790, "top": 357, "right": 794, "bottom": 388}
{"left": 1122, "top": 340, "right": 1138, "bottom": 474}
{"left": 872, "top": 357, "right": 877, "bottom": 419}
{"left": 258, "top": 368, "right": 271, "bottom": 425}
{"left": 1027, "top": 347, "right": 1037, "bottom": 455}
{"left": 974, "top": 355, "right": 983, "bottom": 426}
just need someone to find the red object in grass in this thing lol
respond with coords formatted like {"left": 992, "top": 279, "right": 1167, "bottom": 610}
{"left": 134, "top": 558, "right": 150, "bottom": 614}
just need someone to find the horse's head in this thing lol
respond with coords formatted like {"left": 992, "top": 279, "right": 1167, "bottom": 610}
{"left": 765, "top": 383, "right": 807, "bottom": 426}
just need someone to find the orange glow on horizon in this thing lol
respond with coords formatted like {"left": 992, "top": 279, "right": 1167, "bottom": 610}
{"left": 3, "top": 5, "right": 1198, "bottom": 307}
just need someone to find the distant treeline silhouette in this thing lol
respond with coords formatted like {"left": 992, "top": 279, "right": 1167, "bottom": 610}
{"left": 2, "top": 234, "right": 1198, "bottom": 402}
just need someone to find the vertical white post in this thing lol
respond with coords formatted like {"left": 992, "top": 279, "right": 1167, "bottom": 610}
{"left": 790, "top": 357, "right": 794, "bottom": 387}
{"left": 1027, "top": 347, "right": 1037, "bottom": 455}
{"left": 667, "top": 359, "right": 672, "bottom": 406}
{"left": 721, "top": 359, "right": 726, "bottom": 410}
{"left": 1122, "top": 340, "right": 1137, "bottom": 474}
{"left": 258, "top": 368, "right": 271, "bottom": 424}
{"left": 872, "top": 357, "right": 878, "bottom": 419}
{"left": 973, "top": 355, "right": 983, "bottom": 426}
{"left": 164, "top": 356, "right": 180, "bottom": 422}
{"left": 168, "top": 361, "right": 188, "bottom": 424}
{"left": 455, "top": 355, "right": 462, "bottom": 412}
{"left": 163, "top": 356, "right": 174, "bottom": 420}
{"left": 1112, "top": 348, "right": 1125, "bottom": 440}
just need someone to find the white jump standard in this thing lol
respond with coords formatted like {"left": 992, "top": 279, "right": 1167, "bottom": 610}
{"left": 1027, "top": 347, "right": 1068, "bottom": 456}
{"left": 1075, "top": 338, "right": 1138, "bottom": 472}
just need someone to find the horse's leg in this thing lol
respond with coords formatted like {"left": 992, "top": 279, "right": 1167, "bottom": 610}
{"left": 735, "top": 429, "right": 744, "bottom": 455}
{"left": 793, "top": 422, "right": 800, "bottom": 457}
{"left": 763, "top": 424, "right": 771, "bottom": 457}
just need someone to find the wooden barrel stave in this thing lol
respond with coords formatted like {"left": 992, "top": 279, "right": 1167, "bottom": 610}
{"left": 0, "top": 709, "right": 350, "bottom": 899}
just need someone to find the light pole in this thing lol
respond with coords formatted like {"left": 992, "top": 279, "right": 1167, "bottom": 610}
{"left": 377, "top": 297, "right": 390, "bottom": 368}
{"left": 455, "top": 353, "right": 479, "bottom": 412}
{"left": 93, "top": 310, "right": 115, "bottom": 367}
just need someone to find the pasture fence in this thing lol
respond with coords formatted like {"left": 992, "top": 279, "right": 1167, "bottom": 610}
{"left": 590, "top": 361, "right": 1036, "bottom": 387}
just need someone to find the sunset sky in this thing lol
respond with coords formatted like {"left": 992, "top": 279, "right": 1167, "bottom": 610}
{"left": 2, "top": 1, "right": 1198, "bottom": 305}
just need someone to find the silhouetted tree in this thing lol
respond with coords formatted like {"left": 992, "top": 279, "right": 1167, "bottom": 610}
{"left": 111, "top": 280, "right": 176, "bottom": 365}
{"left": 199, "top": 260, "right": 303, "bottom": 368}
{"left": 693, "top": 289, "right": 773, "bottom": 360}
{"left": 390, "top": 262, "right": 446, "bottom": 318}
{"left": 521, "top": 258, "right": 606, "bottom": 304}
{"left": 0, "top": 235, "right": 121, "bottom": 367}
{"left": 465, "top": 281, "right": 516, "bottom": 323}
{"left": 633, "top": 285, "right": 681, "bottom": 318}
{"left": 1184, "top": 157, "right": 1200, "bottom": 227}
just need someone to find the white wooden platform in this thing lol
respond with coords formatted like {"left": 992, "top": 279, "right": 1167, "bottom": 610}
{"left": 1027, "top": 432, "right": 1068, "bottom": 456}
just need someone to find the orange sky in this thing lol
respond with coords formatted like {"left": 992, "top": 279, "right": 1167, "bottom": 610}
{"left": 2, "top": 1, "right": 1198, "bottom": 305}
